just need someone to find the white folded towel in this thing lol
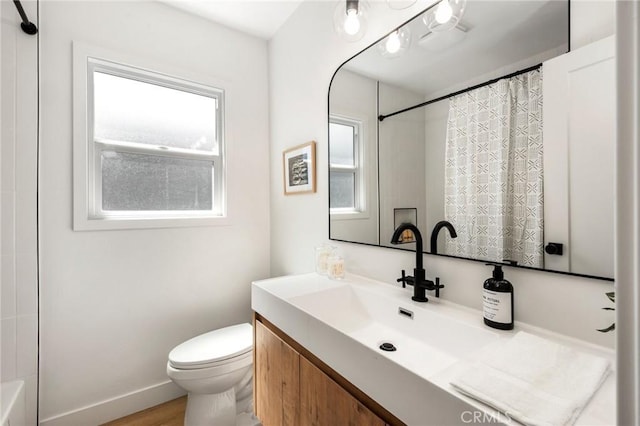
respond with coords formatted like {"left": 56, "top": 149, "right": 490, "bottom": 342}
{"left": 450, "top": 332, "right": 610, "bottom": 426}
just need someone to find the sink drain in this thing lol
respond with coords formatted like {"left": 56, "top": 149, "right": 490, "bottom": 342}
{"left": 379, "top": 342, "right": 397, "bottom": 352}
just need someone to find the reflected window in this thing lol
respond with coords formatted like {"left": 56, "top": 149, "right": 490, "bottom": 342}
{"left": 88, "top": 59, "right": 224, "bottom": 219}
{"left": 330, "top": 116, "right": 362, "bottom": 212}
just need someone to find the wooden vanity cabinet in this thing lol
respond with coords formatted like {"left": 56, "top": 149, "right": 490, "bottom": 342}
{"left": 254, "top": 315, "right": 401, "bottom": 426}
{"left": 255, "top": 319, "right": 300, "bottom": 425}
{"left": 299, "top": 357, "right": 386, "bottom": 426}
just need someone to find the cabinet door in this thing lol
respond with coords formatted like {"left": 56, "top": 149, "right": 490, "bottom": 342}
{"left": 255, "top": 321, "right": 300, "bottom": 426}
{"left": 300, "top": 357, "right": 385, "bottom": 426}
{"left": 543, "top": 36, "right": 615, "bottom": 277}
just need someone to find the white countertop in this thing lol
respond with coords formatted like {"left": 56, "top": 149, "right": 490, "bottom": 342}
{"left": 252, "top": 272, "right": 615, "bottom": 425}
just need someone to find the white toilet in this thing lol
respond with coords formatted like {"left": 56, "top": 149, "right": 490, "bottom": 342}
{"left": 167, "top": 323, "right": 259, "bottom": 426}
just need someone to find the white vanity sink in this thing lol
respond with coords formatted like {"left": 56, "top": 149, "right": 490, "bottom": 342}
{"left": 288, "top": 279, "right": 500, "bottom": 377}
{"left": 252, "top": 273, "right": 615, "bottom": 425}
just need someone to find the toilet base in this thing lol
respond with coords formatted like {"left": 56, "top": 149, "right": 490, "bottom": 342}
{"left": 236, "top": 412, "right": 262, "bottom": 426}
{"left": 185, "top": 392, "right": 260, "bottom": 426}
{"left": 184, "top": 369, "right": 257, "bottom": 426}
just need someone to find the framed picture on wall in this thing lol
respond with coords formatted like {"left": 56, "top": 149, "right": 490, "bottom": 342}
{"left": 283, "top": 141, "right": 316, "bottom": 195}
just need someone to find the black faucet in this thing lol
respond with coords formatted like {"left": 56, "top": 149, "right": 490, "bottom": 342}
{"left": 430, "top": 220, "right": 457, "bottom": 254}
{"left": 390, "top": 223, "right": 444, "bottom": 302}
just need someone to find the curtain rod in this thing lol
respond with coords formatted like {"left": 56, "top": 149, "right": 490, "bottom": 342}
{"left": 13, "top": 0, "right": 38, "bottom": 35}
{"left": 378, "top": 63, "right": 542, "bottom": 122}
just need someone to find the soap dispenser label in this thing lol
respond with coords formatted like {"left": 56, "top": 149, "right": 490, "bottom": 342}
{"left": 483, "top": 290, "right": 512, "bottom": 324}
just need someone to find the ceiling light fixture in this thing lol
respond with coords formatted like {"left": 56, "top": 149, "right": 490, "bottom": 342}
{"left": 423, "top": 0, "right": 466, "bottom": 32}
{"left": 378, "top": 27, "right": 411, "bottom": 58}
{"left": 435, "top": 0, "right": 453, "bottom": 23}
{"left": 334, "top": 0, "right": 368, "bottom": 41}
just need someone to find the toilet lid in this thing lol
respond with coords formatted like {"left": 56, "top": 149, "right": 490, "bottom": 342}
{"left": 168, "top": 323, "right": 253, "bottom": 369}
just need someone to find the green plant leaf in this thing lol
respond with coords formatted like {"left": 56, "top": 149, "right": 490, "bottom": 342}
{"left": 597, "top": 323, "right": 615, "bottom": 333}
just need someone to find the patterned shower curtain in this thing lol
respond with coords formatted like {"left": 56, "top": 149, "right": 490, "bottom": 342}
{"left": 444, "top": 70, "right": 544, "bottom": 268}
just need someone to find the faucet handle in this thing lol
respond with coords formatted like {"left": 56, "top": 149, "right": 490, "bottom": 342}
{"left": 396, "top": 269, "right": 407, "bottom": 288}
{"left": 434, "top": 277, "right": 445, "bottom": 298}
{"left": 397, "top": 270, "right": 416, "bottom": 288}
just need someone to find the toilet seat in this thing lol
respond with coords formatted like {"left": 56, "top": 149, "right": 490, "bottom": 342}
{"left": 168, "top": 323, "right": 253, "bottom": 370}
{"left": 167, "top": 350, "right": 252, "bottom": 382}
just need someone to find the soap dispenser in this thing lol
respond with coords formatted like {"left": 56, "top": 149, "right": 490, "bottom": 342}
{"left": 483, "top": 263, "right": 514, "bottom": 330}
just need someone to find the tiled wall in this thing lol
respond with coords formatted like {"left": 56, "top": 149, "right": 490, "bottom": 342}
{"left": 1, "top": 1, "right": 39, "bottom": 424}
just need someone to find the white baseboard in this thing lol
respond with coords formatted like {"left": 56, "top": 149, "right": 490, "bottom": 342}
{"left": 39, "top": 380, "right": 185, "bottom": 426}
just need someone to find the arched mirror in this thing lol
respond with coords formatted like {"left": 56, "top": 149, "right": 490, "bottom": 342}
{"left": 329, "top": 1, "right": 614, "bottom": 280}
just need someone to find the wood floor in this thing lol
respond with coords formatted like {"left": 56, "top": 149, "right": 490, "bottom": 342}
{"left": 101, "top": 396, "right": 187, "bottom": 426}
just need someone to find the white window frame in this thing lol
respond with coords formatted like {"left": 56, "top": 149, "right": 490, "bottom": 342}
{"left": 73, "top": 42, "right": 229, "bottom": 231}
{"left": 329, "top": 115, "right": 367, "bottom": 218}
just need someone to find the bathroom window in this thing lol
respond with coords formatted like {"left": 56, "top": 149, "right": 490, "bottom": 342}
{"left": 329, "top": 116, "right": 364, "bottom": 213}
{"left": 73, "top": 46, "right": 226, "bottom": 230}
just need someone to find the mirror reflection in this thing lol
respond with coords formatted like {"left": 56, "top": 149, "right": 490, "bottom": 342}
{"left": 329, "top": 1, "right": 615, "bottom": 279}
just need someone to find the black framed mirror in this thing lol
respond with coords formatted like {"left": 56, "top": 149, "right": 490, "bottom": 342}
{"left": 328, "top": 1, "right": 614, "bottom": 281}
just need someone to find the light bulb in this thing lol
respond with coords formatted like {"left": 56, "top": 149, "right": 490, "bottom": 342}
{"left": 435, "top": 0, "right": 453, "bottom": 24}
{"left": 344, "top": 9, "right": 361, "bottom": 35}
{"left": 333, "top": 0, "right": 368, "bottom": 41}
{"left": 377, "top": 27, "right": 411, "bottom": 58}
{"left": 385, "top": 31, "right": 401, "bottom": 54}
{"left": 423, "top": 0, "right": 466, "bottom": 32}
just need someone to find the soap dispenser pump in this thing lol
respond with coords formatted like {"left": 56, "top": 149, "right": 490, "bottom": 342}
{"left": 483, "top": 263, "right": 514, "bottom": 330}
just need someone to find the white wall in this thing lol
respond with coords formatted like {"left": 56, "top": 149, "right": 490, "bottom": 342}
{"left": 423, "top": 101, "right": 447, "bottom": 253}
{"left": 38, "top": 2, "right": 270, "bottom": 424}
{"left": 571, "top": 0, "right": 615, "bottom": 50}
{"left": 378, "top": 82, "right": 426, "bottom": 250}
{"left": 269, "top": 0, "right": 615, "bottom": 349}
{"left": 1, "top": 1, "right": 39, "bottom": 425}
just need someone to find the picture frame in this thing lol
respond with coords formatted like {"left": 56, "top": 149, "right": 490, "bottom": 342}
{"left": 283, "top": 141, "right": 316, "bottom": 195}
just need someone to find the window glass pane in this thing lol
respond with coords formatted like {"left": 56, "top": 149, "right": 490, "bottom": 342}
{"left": 330, "top": 172, "right": 355, "bottom": 209}
{"left": 101, "top": 151, "right": 213, "bottom": 211}
{"left": 329, "top": 122, "right": 355, "bottom": 166}
{"left": 94, "top": 72, "right": 218, "bottom": 154}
